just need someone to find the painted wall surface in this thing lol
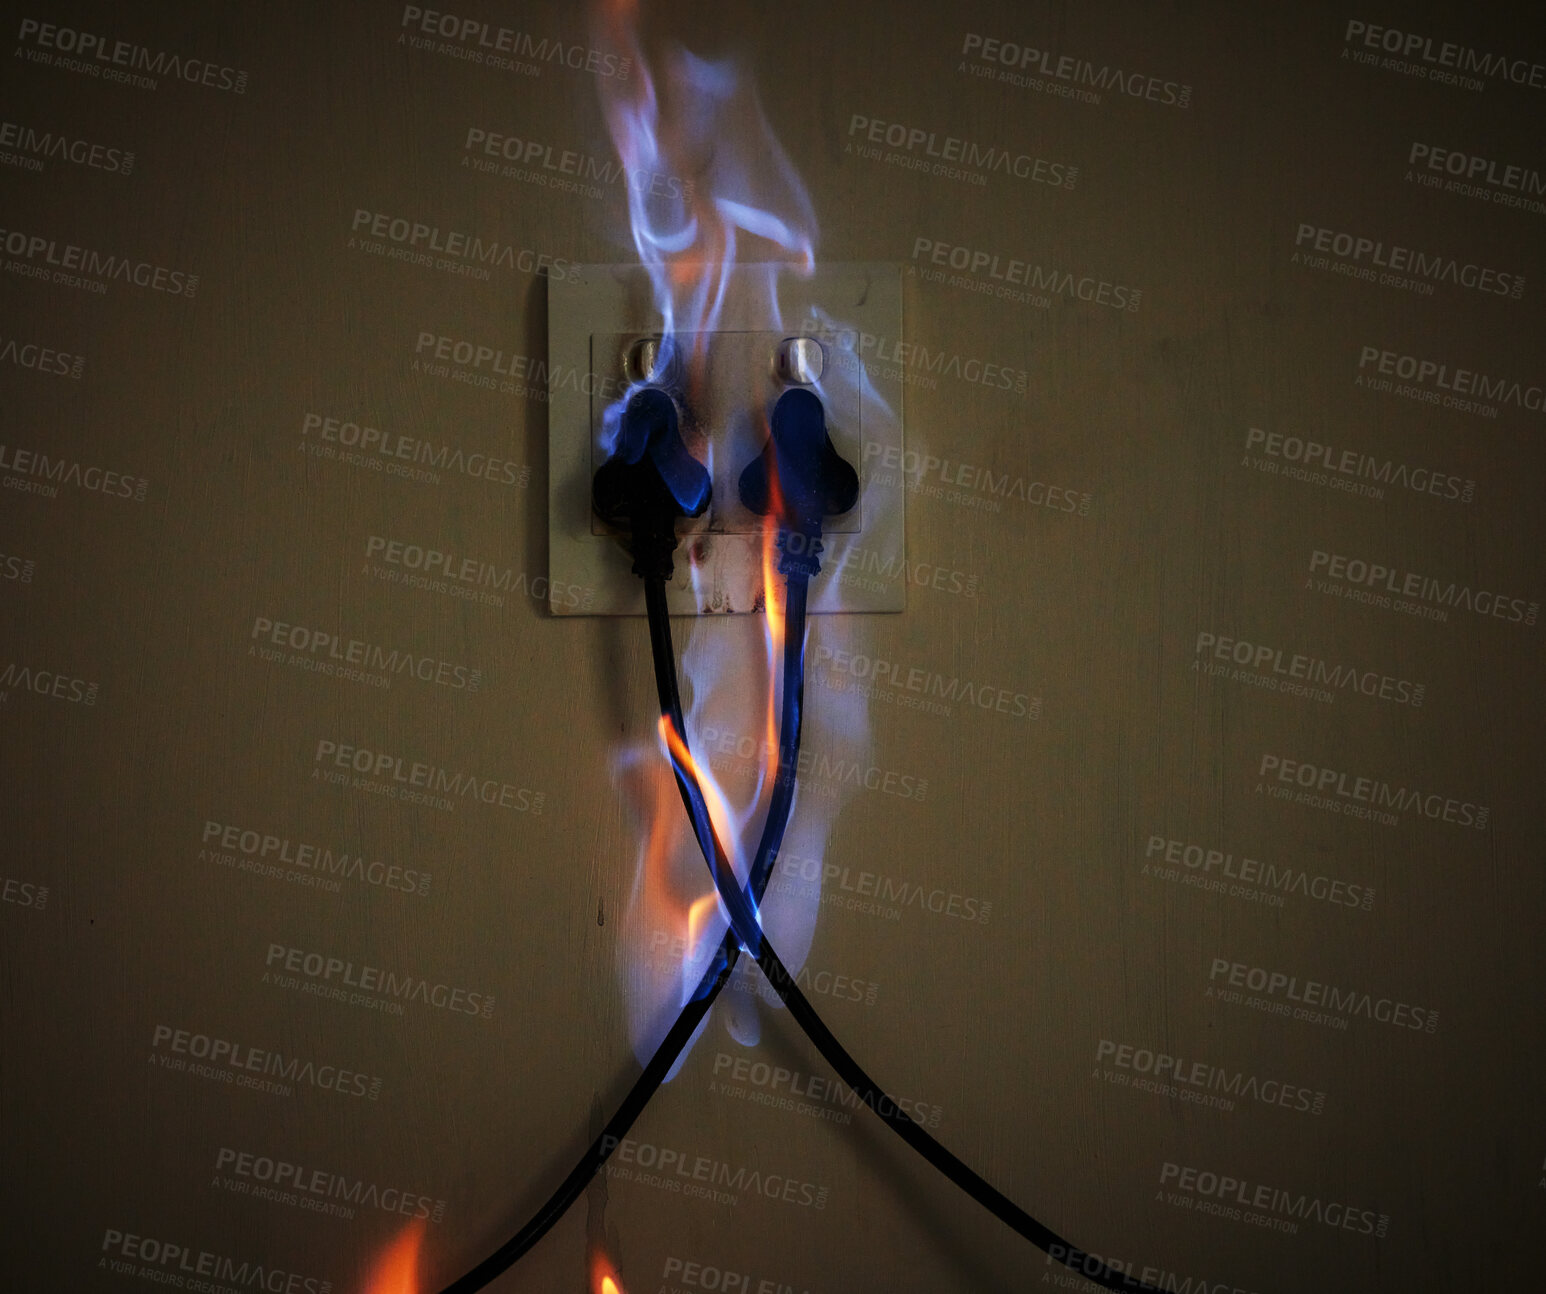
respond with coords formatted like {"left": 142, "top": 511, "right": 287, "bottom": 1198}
{"left": 2, "top": 2, "right": 1543, "bottom": 1291}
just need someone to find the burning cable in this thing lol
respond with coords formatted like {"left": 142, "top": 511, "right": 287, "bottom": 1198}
{"left": 438, "top": 385, "right": 1160, "bottom": 1294}
{"left": 434, "top": 4, "right": 1165, "bottom": 1289}
{"left": 436, "top": 396, "right": 820, "bottom": 1294}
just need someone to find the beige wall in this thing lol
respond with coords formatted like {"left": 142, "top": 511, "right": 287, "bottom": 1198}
{"left": 2, "top": 1, "right": 1543, "bottom": 1291}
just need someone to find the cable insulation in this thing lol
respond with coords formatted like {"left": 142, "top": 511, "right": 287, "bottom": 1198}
{"left": 443, "top": 569, "right": 1158, "bottom": 1294}
{"left": 438, "top": 577, "right": 808, "bottom": 1292}
{"left": 650, "top": 574, "right": 1160, "bottom": 1292}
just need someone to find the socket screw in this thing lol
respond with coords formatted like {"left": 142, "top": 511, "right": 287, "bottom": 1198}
{"left": 775, "top": 336, "right": 824, "bottom": 385}
{"left": 623, "top": 336, "right": 679, "bottom": 386}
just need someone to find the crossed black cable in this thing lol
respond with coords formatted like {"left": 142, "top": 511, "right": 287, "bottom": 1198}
{"left": 441, "top": 557, "right": 1160, "bottom": 1293}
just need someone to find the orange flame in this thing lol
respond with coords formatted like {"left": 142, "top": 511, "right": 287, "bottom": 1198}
{"left": 620, "top": 743, "right": 702, "bottom": 982}
{"left": 759, "top": 510, "right": 785, "bottom": 762}
{"left": 362, "top": 1218, "right": 424, "bottom": 1294}
{"left": 657, "top": 715, "right": 741, "bottom": 889}
{"left": 617, "top": 725, "right": 723, "bottom": 1038}
{"left": 685, "top": 890, "right": 721, "bottom": 962}
{"left": 756, "top": 417, "right": 796, "bottom": 771}
{"left": 591, "top": 1250, "right": 628, "bottom": 1294}
{"left": 638, "top": 748, "right": 685, "bottom": 915}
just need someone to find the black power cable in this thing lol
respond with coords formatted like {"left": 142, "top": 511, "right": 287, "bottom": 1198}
{"left": 660, "top": 380, "right": 1161, "bottom": 1291}
{"left": 650, "top": 583, "right": 1163, "bottom": 1294}
{"left": 439, "top": 949, "right": 733, "bottom": 1293}
{"left": 438, "top": 573, "right": 810, "bottom": 1294}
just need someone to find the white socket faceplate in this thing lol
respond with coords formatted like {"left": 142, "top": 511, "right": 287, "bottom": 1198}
{"left": 547, "top": 263, "right": 905, "bottom": 615}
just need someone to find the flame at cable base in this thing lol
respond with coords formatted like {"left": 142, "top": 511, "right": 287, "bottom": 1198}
{"left": 362, "top": 1219, "right": 424, "bottom": 1294}
{"left": 592, "top": 1252, "right": 628, "bottom": 1294}
{"left": 360, "top": 1220, "right": 627, "bottom": 1294}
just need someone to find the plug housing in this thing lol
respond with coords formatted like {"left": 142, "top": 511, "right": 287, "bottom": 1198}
{"left": 592, "top": 387, "right": 710, "bottom": 580}
{"left": 738, "top": 388, "right": 858, "bottom": 576}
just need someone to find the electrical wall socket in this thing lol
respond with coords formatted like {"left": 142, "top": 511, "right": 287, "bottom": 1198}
{"left": 547, "top": 263, "right": 906, "bottom": 615}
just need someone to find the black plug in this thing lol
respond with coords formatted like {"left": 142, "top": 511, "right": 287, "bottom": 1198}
{"left": 737, "top": 387, "right": 858, "bottom": 576}
{"left": 593, "top": 387, "right": 711, "bottom": 581}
